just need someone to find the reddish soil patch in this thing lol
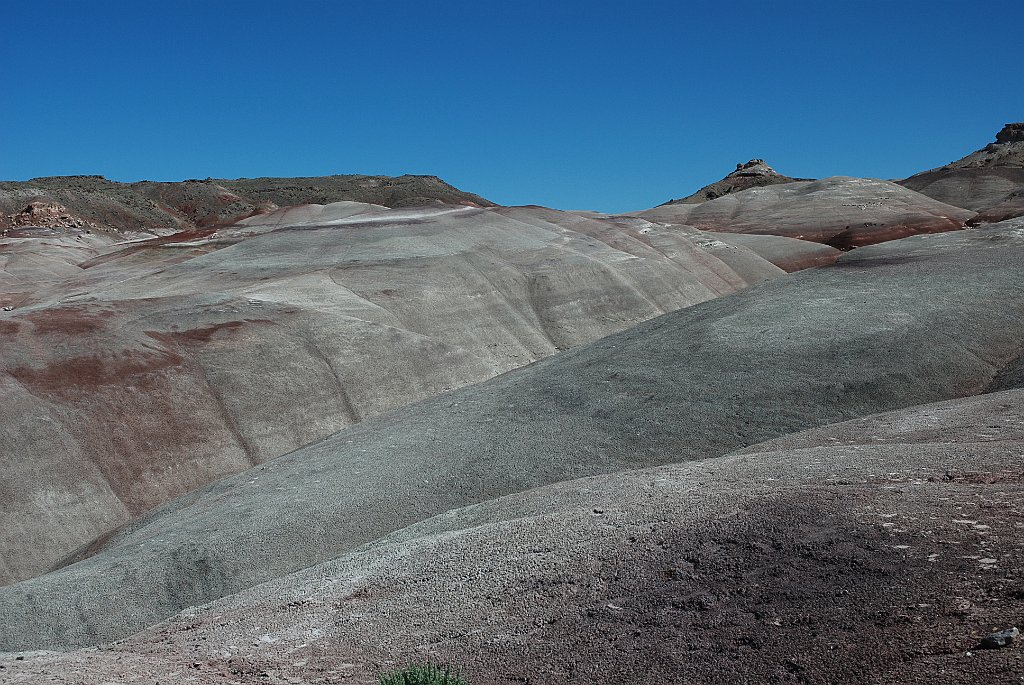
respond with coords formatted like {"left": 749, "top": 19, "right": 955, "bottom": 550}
{"left": 80, "top": 227, "right": 229, "bottom": 270}
{"left": 10, "top": 349, "right": 185, "bottom": 399}
{"left": 23, "top": 307, "right": 115, "bottom": 336}
{"left": 146, "top": 320, "right": 257, "bottom": 347}
{"left": 0, "top": 319, "right": 20, "bottom": 335}
{"left": 150, "top": 226, "right": 220, "bottom": 244}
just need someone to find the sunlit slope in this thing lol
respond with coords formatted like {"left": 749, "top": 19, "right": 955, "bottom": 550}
{"left": 3, "top": 218, "right": 1021, "bottom": 650}
{"left": 0, "top": 202, "right": 783, "bottom": 584}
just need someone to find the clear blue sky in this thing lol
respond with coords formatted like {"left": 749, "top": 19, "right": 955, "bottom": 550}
{"left": 3, "top": 1, "right": 1021, "bottom": 212}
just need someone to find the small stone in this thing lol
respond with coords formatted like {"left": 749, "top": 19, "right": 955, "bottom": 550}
{"left": 979, "top": 626, "right": 1019, "bottom": 649}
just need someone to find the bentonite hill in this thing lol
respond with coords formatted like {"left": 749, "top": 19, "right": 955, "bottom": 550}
{"left": 1, "top": 125, "right": 1023, "bottom": 684}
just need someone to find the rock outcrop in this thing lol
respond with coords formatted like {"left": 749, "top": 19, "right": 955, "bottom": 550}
{"left": 1, "top": 201, "right": 99, "bottom": 235}
{"left": 996, "top": 122, "right": 1024, "bottom": 144}
{"left": 660, "top": 159, "right": 808, "bottom": 205}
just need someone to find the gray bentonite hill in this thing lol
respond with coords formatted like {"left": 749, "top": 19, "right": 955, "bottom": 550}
{"left": 7, "top": 388, "right": 1022, "bottom": 684}
{"left": 635, "top": 176, "right": 975, "bottom": 249}
{"left": 1, "top": 215, "right": 1023, "bottom": 684}
{"left": 2, "top": 132, "right": 1024, "bottom": 683}
{"left": 0, "top": 201, "right": 791, "bottom": 585}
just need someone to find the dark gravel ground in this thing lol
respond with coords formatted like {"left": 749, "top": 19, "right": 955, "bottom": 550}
{"left": 2, "top": 390, "right": 1022, "bottom": 683}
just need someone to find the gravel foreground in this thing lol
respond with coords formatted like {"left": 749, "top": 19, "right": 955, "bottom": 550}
{"left": 2, "top": 389, "right": 1022, "bottom": 683}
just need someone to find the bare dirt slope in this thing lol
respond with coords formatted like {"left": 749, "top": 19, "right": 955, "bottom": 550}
{"left": 900, "top": 123, "right": 1024, "bottom": 222}
{"left": 701, "top": 230, "right": 841, "bottom": 271}
{"left": 0, "top": 232, "right": 115, "bottom": 308}
{"left": 3, "top": 218, "right": 1022, "bottom": 652}
{"left": 2, "top": 389, "right": 1021, "bottom": 684}
{"left": 0, "top": 202, "right": 785, "bottom": 585}
{"left": 635, "top": 177, "right": 975, "bottom": 249}
{"left": 558, "top": 213, "right": 841, "bottom": 271}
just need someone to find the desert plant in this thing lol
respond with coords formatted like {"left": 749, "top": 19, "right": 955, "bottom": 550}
{"left": 378, "top": 663, "right": 467, "bottom": 685}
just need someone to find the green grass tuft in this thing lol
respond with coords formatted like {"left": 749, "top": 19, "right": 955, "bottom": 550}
{"left": 378, "top": 663, "right": 468, "bottom": 685}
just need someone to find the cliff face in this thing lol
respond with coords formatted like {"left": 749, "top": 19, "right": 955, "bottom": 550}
{"left": 900, "top": 124, "right": 1024, "bottom": 219}
{"left": 0, "top": 174, "right": 495, "bottom": 237}
{"left": 996, "top": 122, "right": 1024, "bottom": 144}
{"left": 660, "top": 159, "right": 809, "bottom": 205}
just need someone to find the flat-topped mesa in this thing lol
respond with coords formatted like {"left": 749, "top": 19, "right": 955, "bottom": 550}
{"left": 0, "top": 174, "right": 495, "bottom": 237}
{"left": 995, "top": 122, "right": 1024, "bottom": 144}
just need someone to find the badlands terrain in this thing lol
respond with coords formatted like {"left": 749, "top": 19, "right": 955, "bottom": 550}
{"left": 1, "top": 125, "right": 1023, "bottom": 684}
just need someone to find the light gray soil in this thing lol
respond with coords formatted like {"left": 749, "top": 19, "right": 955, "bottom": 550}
{"left": 2, "top": 218, "right": 1022, "bottom": 653}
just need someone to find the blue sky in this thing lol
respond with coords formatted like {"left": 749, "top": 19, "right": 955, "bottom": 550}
{"left": 2, "top": 1, "right": 1021, "bottom": 212}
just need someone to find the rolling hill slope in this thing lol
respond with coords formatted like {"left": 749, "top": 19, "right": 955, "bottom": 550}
{"left": 3, "top": 217, "right": 1021, "bottom": 651}
{"left": 0, "top": 202, "right": 787, "bottom": 585}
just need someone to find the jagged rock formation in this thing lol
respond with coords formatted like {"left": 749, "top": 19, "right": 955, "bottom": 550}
{"left": 636, "top": 177, "right": 974, "bottom": 249}
{"left": 0, "top": 174, "right": 494, "bottom": 237}
{"left": 0, "top": 202, "right": 786, "bottom": 585}
{"left": 660, "top": 159, "right": 808, "bottom": 205}
{"left": 3, "top": 217, "right": 1021, "bottom": 652}
{"left": 1, "top": 201, "right": 100, "bottom": 235}
{"left": 996, "top": 122, "right": 1024, "bottom": 144}
{"left": 900, "top": 123, "right": 1024, "bottom": 221}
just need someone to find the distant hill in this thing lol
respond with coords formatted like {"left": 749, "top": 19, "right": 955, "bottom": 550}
{"left": 636, "top": 176, "right": 974, "bottom": 249}
{"left": 0, "top": 174, "right": 494, "bottom": 237}
{"left": 900, "top": 123, "right": 1024, "bottom": 222}
{"left": 659, "top": 159, "right": 810, "bottom": 205}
